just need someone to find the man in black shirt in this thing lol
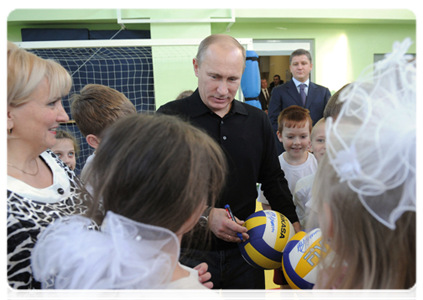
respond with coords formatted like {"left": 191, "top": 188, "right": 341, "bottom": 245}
{"left": 157, "top": 34, "right": 300, "bottom": 289}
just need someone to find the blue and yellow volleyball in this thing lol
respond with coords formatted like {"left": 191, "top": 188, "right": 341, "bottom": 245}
{"left": 282, "top": 228, "right": 332, "bottom": 289}
{"left": 238, "top": 210, "right": 295, "bottom": 269}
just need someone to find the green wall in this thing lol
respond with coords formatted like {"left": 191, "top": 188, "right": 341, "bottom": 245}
{"left": 7, "top": 9, "right": 416, "bottom": 107}
{"left": 150, "top": 23, "right": 210, "bottom": 106}
{"left": 212, "top": 22, "right": 415, "bottom": 93}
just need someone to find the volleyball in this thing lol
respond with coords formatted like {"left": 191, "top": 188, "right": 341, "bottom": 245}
{"left": 238, "top": 210, "right": 295, "bottom": 269}
{"left": 282, "top": 228, "right": 332, "bottom": 289}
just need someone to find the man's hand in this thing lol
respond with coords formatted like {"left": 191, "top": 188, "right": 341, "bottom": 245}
{"left": 208, "top": 208, "right": 249, "bottom": 242}
{"left": 194, "top": 262, "right": 213, "bottom": 289}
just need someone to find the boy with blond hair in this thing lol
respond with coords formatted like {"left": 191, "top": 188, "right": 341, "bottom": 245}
{"left": 300, "top": 84, "right": 349, "bottom": 229}
{"left": 293, "top": 117, "right": 326, "bottom": 227}
{"left": 70, "top": 84, "right": 137, "bottom": 181}
{"left": 257, "top": 105, "right": 317, "bottom": 287}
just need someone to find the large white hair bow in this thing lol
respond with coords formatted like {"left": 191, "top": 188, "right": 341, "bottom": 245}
{"left": 32, "top": 211, "right": 179, "bottom": 299}
{"left": 325, "top": 38, "right": 416, "bottom": 230}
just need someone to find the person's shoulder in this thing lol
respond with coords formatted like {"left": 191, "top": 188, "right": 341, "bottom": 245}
{"left": 278, "top": 152, "right": 288, "bottom": 166}
{"left": 236, "top": 99, "right": 265, "bottom": 113}
{"left": 235, "top": 100, "right": 271, "bottom": 123}
{"left": 302, "top": 152, "right": 317, "bottom": 169}
{"left": 294, "top": 173, "right": 314, "bottom": 195}
{"left": 300, "top": 172, "right": 316, "bottom": 184}
{"left": 310, "top": 81, "right": 330, "bottom": 91}
{"left": 273, "top": 80, "right": 291, "bottom": 92}
{"left": 43, "top": 149, "right": 60, "bottom": 163}
{"left": 307, "top": 152, "right": 317, "bottom": 162}
{"left": 80, "top": 153, "right": 95, "bottom": 182}
{"left": 44, "top": 149, "right": 78, "bottom": 180}
{"left": 157, "top": 93, "right": 197, "bottom": 116}
{"left": 158, "top": 97, "right": 190, "bottom": 111}
{"left": 85, "top": 152, "right": 96, "bottom": 164}
{"left": 43, "top": 149, "right": 67, "bottom": 169}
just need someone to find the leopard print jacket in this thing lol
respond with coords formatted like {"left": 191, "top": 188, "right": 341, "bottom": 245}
{"left": 7, "top": 150, "right": 91, "bottom": 289}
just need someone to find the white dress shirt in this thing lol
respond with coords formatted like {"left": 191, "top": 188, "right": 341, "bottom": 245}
{"left": 292, "top": 77, "right": 310, "bottom": 95}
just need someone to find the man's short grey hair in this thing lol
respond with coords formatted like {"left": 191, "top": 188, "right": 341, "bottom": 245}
{"left": 289, "top": 49, "right": 312, "bottom": 64}
{"left": 195, "top": 34, "right": 246, "bottom": 69}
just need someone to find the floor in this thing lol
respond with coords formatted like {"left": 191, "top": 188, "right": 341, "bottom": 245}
{"left": 264, "top": 270, "right": 298, "bottom": 300}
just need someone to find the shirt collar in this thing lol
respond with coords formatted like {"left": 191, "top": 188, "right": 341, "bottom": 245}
{"left": 190, "top": 89, "right": 248, "bottom": 118}
{"left": 231, "top": 98, "right": 248, "bottom": 116}
{"left": 292, "top": 77, "right": 310, "bottom": 87}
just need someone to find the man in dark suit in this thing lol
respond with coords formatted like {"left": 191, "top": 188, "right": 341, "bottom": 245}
{"left": 268, "top": 74, "right": 283, "bottom": 94}
{"left": 258, "top": 78, "right": 271, "bottom": 112}
{"left": 268, "top": 49, "right": 331, "bottom": 155}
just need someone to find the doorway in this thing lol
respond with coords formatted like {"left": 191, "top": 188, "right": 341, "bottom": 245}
{"left": 253, "top": 39, "right": 315, "bottom": 88}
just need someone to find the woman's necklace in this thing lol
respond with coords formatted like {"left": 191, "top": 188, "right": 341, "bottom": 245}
{"left": 7, "top": 159, "right": 39, "bottom": 176}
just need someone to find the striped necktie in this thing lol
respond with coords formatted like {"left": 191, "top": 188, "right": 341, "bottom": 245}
{"left": 299, "top": 84, "right": 307, "bottom": 106}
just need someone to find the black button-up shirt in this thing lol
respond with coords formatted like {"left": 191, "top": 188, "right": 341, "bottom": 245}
{"left": 157, "top": 89, "right": 298, "bottom": 250}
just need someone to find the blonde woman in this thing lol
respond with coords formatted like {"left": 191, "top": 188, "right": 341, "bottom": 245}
{"left": 7, "top": 42, "right": 89, "bottom": 289}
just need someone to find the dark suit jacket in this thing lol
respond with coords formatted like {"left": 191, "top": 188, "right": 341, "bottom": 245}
{"left": 268, "top": 81, "right": 282, "bottom": 95}
{"left": 268, "top": 79, "right": 331, "bottom": 154}
{"left": 258, "top": 88, "right": 271, "bottom": 111}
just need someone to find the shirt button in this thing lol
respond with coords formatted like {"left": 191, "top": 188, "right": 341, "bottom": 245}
{"left": 221, "top": 120, "right": 224, "bottom": 124}
{"left": 57, "top": 188, "right": 64, "bottom": 195}
{"left": 223, "top": 136, "right": 227, "bottom": 140}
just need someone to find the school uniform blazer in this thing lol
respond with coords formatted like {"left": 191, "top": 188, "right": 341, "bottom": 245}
{"left": 268, "top": 79, "right": 331, "bottom": 133}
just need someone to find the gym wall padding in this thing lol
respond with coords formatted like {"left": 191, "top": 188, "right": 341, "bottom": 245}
{"left": 241, "top": 50, "right": 261, "bottom": 109}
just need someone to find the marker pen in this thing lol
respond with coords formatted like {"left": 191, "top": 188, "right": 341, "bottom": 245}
{"left": 224, "top": 204, "right": 244, "bottom": 241}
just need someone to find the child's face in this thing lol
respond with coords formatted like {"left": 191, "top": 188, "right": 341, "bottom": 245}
{"left": 311, "top": 121, "right": 326, "bottom": 163}
{"left": 278, "top": 122, "right": 311, "bottom": 160}
{"left": 51, "top": 138, "right": 76, "bottom": 170}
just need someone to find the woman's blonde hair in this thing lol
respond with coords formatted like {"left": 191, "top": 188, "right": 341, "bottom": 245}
{"left": 85, "top": 114, "right": 227, "bottom": 236}
{"left": 7, "top": 41, "right": 72, "bottom": 107}
{"left": 311, "top": 154, "right": 416, "bottom": 289}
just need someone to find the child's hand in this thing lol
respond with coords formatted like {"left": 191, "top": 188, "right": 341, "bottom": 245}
{"left": 292, "top": 221, "right": 302, "bottom": 233}
{"left": 194, "top": 262, "right": 213, "bottom": 289}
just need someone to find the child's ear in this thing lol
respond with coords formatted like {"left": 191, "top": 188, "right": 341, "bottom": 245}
{"left": 276, "top": 131, "right": 283, "bottom": 143}
{"left": 86, "top": 134, "right": 100, "bottom": 149}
